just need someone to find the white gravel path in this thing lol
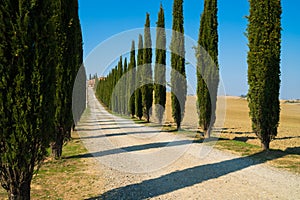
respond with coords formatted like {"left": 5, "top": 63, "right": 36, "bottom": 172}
{"left": 77, "top": 88, "right": 300, "bottom": 200}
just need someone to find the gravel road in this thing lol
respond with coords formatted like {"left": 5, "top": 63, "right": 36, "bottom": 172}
{"left": 76, "top": 87, "right": 300, "bottom": 200}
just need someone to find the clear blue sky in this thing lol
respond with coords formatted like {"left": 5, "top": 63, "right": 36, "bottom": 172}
{"left": 78, "top": 0, "right": 300, "bottom": 100}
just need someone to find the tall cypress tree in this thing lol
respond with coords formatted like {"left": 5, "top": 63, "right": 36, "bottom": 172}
{"left": 135, "top": 34, "right": 143, "bottom": 120}
{"left": 0, "top": 1, "right": 56, "bottom": 198}
{"left": 170, "top": 0, "right": 186, "bottom": 130}
{"left": 114, "top": 56, "right": 123, "bottom": 114}
{"left": 196, "top": 0, "right": 219, "bottom": 138}
{"left": 247, "top": 0, "right": 282, "bottom": 150}
{"left": 52, "top": 0, "right": 83, "bottom": 158}
{"left": 72, "top": 0, "right": 85, "bottom": 131}
{"left": 123, "top": 57, "right": 128, "bottom": 115}
{"left": 128, "top": 41, "right": 136, "bottom": 117}
{"left": 154, "top": 4, "right": 167, "bottom": 124}
{"left": 142, "top": 13, "right": 153, "bottom": 123}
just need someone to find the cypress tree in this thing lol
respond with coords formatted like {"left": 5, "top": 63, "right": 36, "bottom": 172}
{"left": 154, "top": 4, "right": 167, "bottom": 124}
{"left": 196, "top": 0, "right": 219, "bottom": 138}
{"left": 170, "top": 0, "right": 187, "bottom": 130}
{"left": 72, "top": 0, "right": 85, "bottom": 131}
{"left": 135, "top": 34, "right": 144, "bottom": 120}
{"left": 110, "top": 66, "right": 118, "bottom": 111}
{"left": 123, "top": 57, "right": 128, "bottom": 115}
{"left": 0, "top": 1, "right": 56, "bottom": 198}
{"left": 94, "top": 73, "right": 99, "bottom": 91}
{"left": 113, "top": 56, "right": 123, "bottom": 113}
{"left": 247, "top": 0, "right": 282, "bottom": 150}
{"left": 128, "top": 41, "right": 136, "bottom": 117}
{"left": 52, "top": 0, "right": 83, "bottom": 158}
{"left": 72, "top": 64, "right": 86, "bottom": 131}
{"left": 142, "top": 13, "right": 153, "bottom": 123}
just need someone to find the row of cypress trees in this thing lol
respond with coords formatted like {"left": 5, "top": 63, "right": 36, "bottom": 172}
{"left": 96, "top": 0, "right": 282, "bottom": 150}
{"left": 97, "top": 0, "right": 219, "bottom": 131}
{"left": 0, "top": 0, "right": 85, "bottom": 199}
{"left": 96, "top": 5, "right": 168, "bottom": 124}
{"left": 197, "top": 0, "right": 282, "bottom": 149}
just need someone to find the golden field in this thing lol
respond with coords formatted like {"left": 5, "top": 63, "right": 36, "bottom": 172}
{"left": 163, "top": 93, "right": 300, "bottom": 151}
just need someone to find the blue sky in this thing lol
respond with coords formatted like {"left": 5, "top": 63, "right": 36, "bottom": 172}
{"left": 78, "top": 0, "right": 300, "bottom": 99}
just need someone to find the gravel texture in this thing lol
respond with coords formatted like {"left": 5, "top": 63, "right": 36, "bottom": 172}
{"left": 77, "top": 88, "right": 300, "bottom": 200}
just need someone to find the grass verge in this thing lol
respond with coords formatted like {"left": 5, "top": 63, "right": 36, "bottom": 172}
{"left": 0, "top": 131, "right": 103, "bottom": 200}
{"left": 208, "top": 137, "right": 300, "bottom": 174}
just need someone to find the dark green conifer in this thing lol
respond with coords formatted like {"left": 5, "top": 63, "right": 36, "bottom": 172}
{"left": 142, "top": 13, "right": 153, "bottom": 122}
{"left": 128, "top": 41, "right": 136, "bottom": 117}
{"left": 154, "top": 4, "right": 167, "bottom": 124}
{"left": 247, "top": 0, "right": 282, "bottom": 150}
{"left": 52, "top": 0, "right": 83, "bottom": 158}
{"left": 196, "top": 0, "right": 219, "bottom": 138}
{"left": 170, "top": 0, "right": 187, "bottom": 130}
{"left": 0, "top": 1, "right": 56, "bottom": 198}
{"left": 135, "top": 34, "right": 144, "bottom": 120}
{"left": 123, "top": 58, "right": 128, "bottom": 115}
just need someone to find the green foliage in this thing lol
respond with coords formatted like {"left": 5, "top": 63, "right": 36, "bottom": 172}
{"left": 128, "top": 41, "right": 136, "bottom": 117}
{"left": 111, "top": 56, "right": 123, "bottom": 113}
{"left": 96, "top": 67, "right": 115, "bottom": 109}
{"left": 122, "top": 58, "right": 128, "bottom": 115}
{"left": 196, "top": 0, "right": 219, "bottom": 138}
{"left": 52, "top": 0, "right": 84, "bottom": 158}
{"left": 170, "top": 0, "right": 187, "bottom": 129}
{"left": 135, "top": 34, "right": 144, "bottom": 120}
{"left": 97, "top": 56, "right": 129, "bottom": 116}
{"left": 0, "top": 0, "right": 56, "bottom": 198}
{"left": 247, "top": 0, "right": 282, "bottom": 150}
{"left": 154, "top": 4, "right": 167, "bottom": 124}
{"left": 141, "top": 13, "right": 153, "bottom": 122}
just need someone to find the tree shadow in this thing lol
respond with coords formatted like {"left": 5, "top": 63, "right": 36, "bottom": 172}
{"left": 232, "top": 136, "right": 257, "bottom": 142}
{"left": 65, "top": 139, "right": 195, "bottom": 159}
{"left": 220, "top": 127, "right": 252, "bottom": 135}
{"left": 285, "top": 146, "right": 300, "bottom": 155}
{"left": 86, "top": 147, "right": 298, "bottom": 200}
{"left": 76, "top": 127, "right": 119, "bottom": 131}
{"left": 275, "top": 136, "right": 300, "bottom": 141}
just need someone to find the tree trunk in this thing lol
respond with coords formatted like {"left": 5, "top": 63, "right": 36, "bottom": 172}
{"left": 204, "top": 128, "right": 211, "bottom": 139}
{"left": 176, "top": 121, "right": 181, "bottom": 131}
{"left": 262, "top": 140, "right": 270, "bottom": 151}
{"left": 65, "top": 127, "right": 71, "bottom": 141}
{"left": 51, "top": 127, "right": 64, "bottom": 158}
{"left": 8, "top": 179, "right": 31, "bottom": 200}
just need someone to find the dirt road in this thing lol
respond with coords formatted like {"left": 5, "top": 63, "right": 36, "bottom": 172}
{"left": 76, "top": 87, "right": 300, "bottom": 199}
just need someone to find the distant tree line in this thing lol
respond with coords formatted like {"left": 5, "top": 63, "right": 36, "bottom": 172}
{"left": 0, "top": 0, "right": 85, "bottom": 199}
{"left": 96, "top": 4, "right": 169, "bottom": 125}
{"left": 96, "top": 0, "right": 282, "bottom": 152}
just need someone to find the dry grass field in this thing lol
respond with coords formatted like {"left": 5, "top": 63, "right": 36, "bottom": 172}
{"left": 163, "top": 93, "right": 300, "bottom": 152}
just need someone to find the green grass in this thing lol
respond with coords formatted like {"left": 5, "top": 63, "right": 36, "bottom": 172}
{"left": 214, "top": 139, "right": 261, "bottom": 156}
{"left": 208, "top": 137, "right": 300, "bottom": 174}
{"left": 0, "top": 132, "right": 101, "bottom": 200}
